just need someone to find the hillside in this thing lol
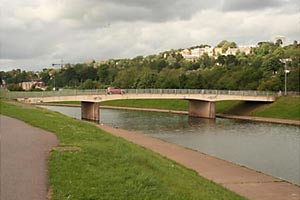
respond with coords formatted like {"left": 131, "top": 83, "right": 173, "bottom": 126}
{"left": 1, "top": 40, "right": 299, "bottom": 93}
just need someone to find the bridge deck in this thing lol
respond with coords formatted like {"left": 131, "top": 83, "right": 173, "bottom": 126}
{"left": 17, "top": 93, "right": 275, "bottom": 104}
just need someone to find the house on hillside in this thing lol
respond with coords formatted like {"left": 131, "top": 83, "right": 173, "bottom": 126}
{"left": 180, "top": 45, "right": 254, "bottom": 61}
{"left": 19, "top": 81, "right": 46, "bottom": 91}
{"left": 225, "top": 48, "right": 239, "bottom": 56}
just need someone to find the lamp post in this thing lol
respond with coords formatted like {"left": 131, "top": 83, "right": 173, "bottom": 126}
{"left": 52, "top": 60, "right": 64, "bottom": 91}
{"left": 52, "top": 59, "right": 64, "bottom": 69}
{"left": 280, "top": 58, "right": 292, "bottom": 96}
{"left": 49, "top": 73, "right": 56, "bottom": 91}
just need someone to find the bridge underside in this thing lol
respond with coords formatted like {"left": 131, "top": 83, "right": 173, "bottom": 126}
{"left": 80, "top": 99, "right": 217, "bottom": 122}
{"left": 188, "top": 100, "right": 216, "bottom": 119}
{"left": 81, "top": 101, "right": 99, "bottom": 122}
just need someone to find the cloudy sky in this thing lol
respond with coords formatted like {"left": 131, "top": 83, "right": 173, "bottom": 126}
{"left": 0, "top": 0, "right": 299, "bottom": 71}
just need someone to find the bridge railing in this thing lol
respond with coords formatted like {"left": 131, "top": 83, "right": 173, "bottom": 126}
{"left": 124, "top": 89, "right": 276, "bottom": 96}
{"left": 0, "top": 89, "right": 277, "bottom": 99}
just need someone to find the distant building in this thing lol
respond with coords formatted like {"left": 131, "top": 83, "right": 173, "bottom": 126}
{"left": 19, "top": 81, "right": 46, "bottom": 91}
{"left": 203, "top": 47, "right": 214, "bottom": 57}
{"left": 180, "top": 45, "right": 255, "bottom": 61}
{"left": 213, "top": 47, "right": 223, "bottom": 56}
{"left": 184, "top": 55, "right": 198, "bottom": 62}
{"left": 225, "top": 48, "right": 239, "bottom": 56}
{"left": 238, "top": 46, "right": 253, "bottom": 55}
{"left": 181, "top": 49, "right": 191, "bottom": 57}
{"left": 191, "top": 48, "right": 201, "bottom": 56}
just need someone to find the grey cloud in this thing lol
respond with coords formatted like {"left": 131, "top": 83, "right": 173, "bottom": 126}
{"left": 59, "top": 0, "right": 213, "bottom": 27}
{"left": 0, "top": 0, "right": 299, "bottom": 71}
{"left": 221, "top": 0, "right": 295, "bottom": 11}
{"left": 0, "top": 19, "right": 65, "bottom": 60}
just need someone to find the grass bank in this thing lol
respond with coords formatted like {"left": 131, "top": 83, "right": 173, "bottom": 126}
{"left": 0, "top": 100, "right": 245, "bottom": 200}
{"left": 250, "top": 96, "right": 300, "bottom": 120}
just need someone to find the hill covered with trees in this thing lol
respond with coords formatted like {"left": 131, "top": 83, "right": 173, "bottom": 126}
{"left": 1, "top": 40, "right": 299, "bottom": 92}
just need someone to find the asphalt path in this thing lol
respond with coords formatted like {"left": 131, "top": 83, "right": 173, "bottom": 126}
{"left": 0, "top": 115, "right": 58, "bottom": 200}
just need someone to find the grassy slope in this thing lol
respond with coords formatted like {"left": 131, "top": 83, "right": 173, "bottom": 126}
{"left": 0, "top": 100, "right": 245, "bottom": 200}
{"left": 250, "top": 96, "right": 300, "bottom": 120}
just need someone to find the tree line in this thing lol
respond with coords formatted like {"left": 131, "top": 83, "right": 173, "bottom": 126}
{"left": 1, "top": 40, "right": 299, "bottom": 92}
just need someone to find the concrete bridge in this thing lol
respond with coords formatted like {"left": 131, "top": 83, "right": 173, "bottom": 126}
{"left": 4, "top": 89, "right": 276, "bottom": 121}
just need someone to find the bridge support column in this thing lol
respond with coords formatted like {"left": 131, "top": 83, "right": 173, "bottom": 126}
{"left": 81, "top": 101, "right": 99, "bottom": 122}
{"left": 188, "top": 100, "right": 216, "bottom": 119}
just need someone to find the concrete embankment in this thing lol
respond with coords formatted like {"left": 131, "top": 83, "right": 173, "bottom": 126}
{"left": 217, "top": 114, "right": 300, "bottom": 126}
{"left": 39, "top": 103, "right": 300, "bottom": 126}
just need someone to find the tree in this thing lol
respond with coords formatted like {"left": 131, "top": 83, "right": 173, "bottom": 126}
{"left": 113, "top": 67, "right": 140, "bottom": 88}
{"left": 155, "top": 68, "right": 180, "bottom": 88}
{"left": 137, "top": 69, "right": 158, "bottom": 88}
{"left": 178, "top": 73, "right": 187, "bottom": 89}
{"left": 262, "top": 56, "right": 282, "bottom": 72}
{"left": 97, "top": 64, "right": 110, "bottom": 84}
{"left": 258, "top": 77, "right": 282, "bottom": 91}
{"left": 81, "top": 79, "right": 97, "bottom": 89}
{"left": 7, "top": 83, "right": 23, "bottom": 91}
{"left": 275, "top": 38, "right": 283, "bottom": 47}
{"left": 185, "top": 72, "right": 204, "bottom": 89}
{"left": 217, "top": 40, "right": 237, "bottom": 53}
{"left": 287, "top": 67, "right": 300, "bottom": 92}
{"left": 0, "top": 71, "right": 4, "bottom": 85}
{"left": 151, "top": 59, "right": 168, "bottom": 72}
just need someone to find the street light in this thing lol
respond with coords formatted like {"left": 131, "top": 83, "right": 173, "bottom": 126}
{"left": 49, "top": 73, "right": 56, "bottom": 91}
{"left": 52, "top": 59, "right": 64, "bottom": 69}
{"left": 52, "top": 60, "right": 64, "bottom": 91}
{"left": 280, "top": 58, "right": 292, "bottom": 96}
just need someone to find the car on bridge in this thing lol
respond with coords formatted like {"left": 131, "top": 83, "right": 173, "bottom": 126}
{"left": 106, "top": 87, "right": 125, "bottom": 95}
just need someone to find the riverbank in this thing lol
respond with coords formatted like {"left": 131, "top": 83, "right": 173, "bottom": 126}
{"left": 38, "top": 102, "right": 300, "bottom": 126}
{"left": 97, "top": 123, "right": 300, "bottom": 200}
{"left": 0, "top": 100, "right": 246, "bottom": 200}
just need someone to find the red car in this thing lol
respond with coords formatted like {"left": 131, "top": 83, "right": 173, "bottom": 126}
{"left": 106, "top": 87, "right": 125, "bottom": 94}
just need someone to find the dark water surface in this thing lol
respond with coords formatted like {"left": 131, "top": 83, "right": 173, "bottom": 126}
{"left": 40, "top": 105, "right": 300, "bottom": 185}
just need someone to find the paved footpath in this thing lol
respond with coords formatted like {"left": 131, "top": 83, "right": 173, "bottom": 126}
{"left": 99, "top": 124, "right": 300, "bottom": 200}
{"left": 0, "top": 115, "right": 59, "bottom": 200}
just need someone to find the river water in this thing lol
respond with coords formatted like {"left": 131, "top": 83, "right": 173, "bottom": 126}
{"left": 40, "top": 105, "right": 300, "bottom": 185}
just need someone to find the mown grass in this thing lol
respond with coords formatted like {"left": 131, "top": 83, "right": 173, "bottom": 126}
{"left": 250, "top": 96, "right": 300, "bottom": 120}
{"left": 0, "top": 100, "right": 245, "bottom": 200}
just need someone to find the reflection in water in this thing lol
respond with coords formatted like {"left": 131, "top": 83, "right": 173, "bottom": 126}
{"left": 188, "top": 116, "right": 216, "bottom": 127}
{"left": 39, "top": 105, "right": 300, "bottom": 185}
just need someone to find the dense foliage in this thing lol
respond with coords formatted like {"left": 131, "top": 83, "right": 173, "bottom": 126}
{"left": 1, "top": 41, "right": 299, "bottom": 91}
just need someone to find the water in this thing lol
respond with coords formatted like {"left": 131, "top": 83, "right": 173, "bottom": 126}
{"left": 39, "top": 105, "right": 300, "bottom": 185}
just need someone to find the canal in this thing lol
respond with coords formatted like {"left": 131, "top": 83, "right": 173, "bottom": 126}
{"left": 40, "top": 105, "right": 300, "bottom": 185}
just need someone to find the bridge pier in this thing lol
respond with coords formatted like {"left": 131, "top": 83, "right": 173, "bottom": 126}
{"left": 188, "top": 100, "right": 216, "bottom": 119}
{"left": 81, "top": 101, "right": 99, "bottom": 122}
